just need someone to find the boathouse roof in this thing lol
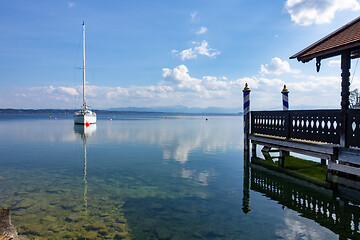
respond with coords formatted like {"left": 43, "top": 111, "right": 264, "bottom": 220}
{"left": 290, "top": 16, "right": 360, "bottom": 63}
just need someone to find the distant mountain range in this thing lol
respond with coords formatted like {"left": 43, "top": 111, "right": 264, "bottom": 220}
{"left": 108, "top": 106, "right": 242, "bottom": 114}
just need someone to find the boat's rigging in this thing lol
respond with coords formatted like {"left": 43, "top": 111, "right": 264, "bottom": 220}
{"left": 74, "top": 22, "right": 96, "bottom": 125}
{"left": 73, "top": 29, "right": 83, "bottom": 109}
{"left": 73, "top": 24, "right": 96, "bottom": 110}
{"left": 82, "top": 22, "right": 86, "bottom": 109}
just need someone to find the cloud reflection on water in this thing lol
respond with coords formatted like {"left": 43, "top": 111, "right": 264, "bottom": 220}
{"left": 97, "top": 116, "right": 243, "bottom": 164}
{"left": 1, "top": 115, "right": 242, "bottom": 186}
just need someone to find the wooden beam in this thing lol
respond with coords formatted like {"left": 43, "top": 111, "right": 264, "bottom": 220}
{"left": 327, "top": 174, "right": 360, "bottom": 190}
{"left": 328, "top": 161, "right": 360, "bottom": 176}
{"left": 261, "top": 146, "right": 272, "bottom": 152}
{"left": 252, "top": 140, "right": 333, "bottom": 160}
{"left": 250, "top": 135, "right": 335, "bottom": 155}
{"left": 338, "top": 149, "right": 360, "bottom": 166}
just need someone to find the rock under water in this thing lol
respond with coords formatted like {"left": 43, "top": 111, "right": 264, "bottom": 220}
{"left": 0, "top": 207, "right": 28, "bottom": 240}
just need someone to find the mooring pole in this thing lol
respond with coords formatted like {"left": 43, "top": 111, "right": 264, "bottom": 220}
{"left": 243, "top": 83, "right": 251, "bottom": 213}
{"left": 282, "top": 85, "right": 289, "bottom": 111}
{"left": 242, "top": 150, "right": 250, "bottom": 214}
{"left": 243, "top": 83, "right": 251, "bottom": 151}
{"left": 280, "top": 84, "right": 290, "bottom": 166}
{"left": 340, "top": 51, "right": 351, "bottom": 148}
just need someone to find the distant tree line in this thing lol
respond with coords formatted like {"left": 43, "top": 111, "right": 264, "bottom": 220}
{"left": 350, "top": 88, "right": 360, "bottom": 108}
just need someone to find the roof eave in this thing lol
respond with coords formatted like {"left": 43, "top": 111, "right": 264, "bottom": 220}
{"left": 291, "top": 41, "right": 360, "bottom": 63}
{"left": 289, "top": 16, "right": 360, "bottom": 62}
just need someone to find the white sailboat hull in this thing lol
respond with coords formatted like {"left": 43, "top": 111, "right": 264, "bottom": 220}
{"left": 74, "top": 111, "right": 97, "bottom": 125}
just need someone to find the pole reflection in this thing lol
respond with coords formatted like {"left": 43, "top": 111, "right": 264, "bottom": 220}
{"left": 242, "top": 150, "right": 250, "bottom": 214}
{"left": 74, "top": 124, "right": 96, "bottom": 212}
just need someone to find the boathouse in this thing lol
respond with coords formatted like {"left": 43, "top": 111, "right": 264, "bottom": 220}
{"left": 248, "top": 16, "right": 360, "bottom": 188}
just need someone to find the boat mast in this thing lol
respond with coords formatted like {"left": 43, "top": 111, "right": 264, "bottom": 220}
{"left": 82, "top": 22, "right": 86, "bottom": 109}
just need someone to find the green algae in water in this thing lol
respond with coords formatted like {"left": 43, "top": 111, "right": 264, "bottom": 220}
{"left": 254, "top": 154, "right": 328, "bottom": 183}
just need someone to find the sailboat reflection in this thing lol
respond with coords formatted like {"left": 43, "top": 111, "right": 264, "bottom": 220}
{"left": 74, "top": 124, "right": 97, "bottom": 211}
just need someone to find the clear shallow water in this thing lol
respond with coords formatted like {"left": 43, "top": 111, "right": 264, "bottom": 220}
{"left": 0, "top": 113, "right": 358, "bottom": 239}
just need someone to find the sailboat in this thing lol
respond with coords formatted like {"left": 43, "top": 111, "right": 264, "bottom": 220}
{"left": 74, "top": 22, "right": 96, "bottom": 125}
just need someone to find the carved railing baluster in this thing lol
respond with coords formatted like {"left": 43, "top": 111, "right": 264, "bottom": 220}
{"left": 346, "top": 109, "right": 360, "bottom": 148}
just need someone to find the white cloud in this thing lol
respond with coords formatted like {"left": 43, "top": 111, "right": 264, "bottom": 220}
{"left": 202, "top": 76, "right": 228, "bottom": 90}
{"left": 11, "top": 86, "right": 79, "bottom": 107}
{"left": 29, "top": 86, "right": 78, "bottom": 97}
{"left": 285, "top": 0, "right": 360, "bottom": 26}
{"left": 5, "top": 63, "right": 346, "bottom": 110}
{"left": 162, "top": 65, "right": 203, "bottom": 92}
{"left": 67, "top": 1, "right": 75, "bottom": 8}
{"left": 173, "top": 40, "right": 220, "bottom": 60}
{"left": 276, "top": 211, "right": 336, "bottom": 239}
{"left": 194, "top": 41, "right": 220, "bottom": 58}
{"left": 9, "top": 65, "right": 245, "bottom": 109}
{"left": 191, "top": 11, "right": 198, "bottom": 21}
{"left": 260, "top": 57, "right": 299, "bottom": 75}
{"left": 55, "top": 86, "right": 78, "bottom": 96}
{"left": 162, "top": 65, "right": 194, "bottom": 84}
{"left": 196, "top": 26, "right": 208, "bottom": 35}
{"left": 175, "top": 48, "right": 197, "bottom": 60}
{"left": 327, "top": 59, "right": 341, "bottom": 67}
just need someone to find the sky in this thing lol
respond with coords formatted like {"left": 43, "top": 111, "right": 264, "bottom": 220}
{"left": 1, "top": 0, "right": 360, "bottom": 110}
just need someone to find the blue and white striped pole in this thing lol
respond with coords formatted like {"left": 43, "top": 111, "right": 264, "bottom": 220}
{"left": 282, "top": 85, "right": 289, "bottom": 110}
{"left": 281, "top": 84, "right": 290, "bottom": 161}
{"left": 243, "top": 83, "right": 251, "bottom": 151}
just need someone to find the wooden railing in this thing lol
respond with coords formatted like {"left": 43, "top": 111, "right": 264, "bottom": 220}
{"left": 347, "top": 109, "right": 360, "bottom": 148}
{"left": 251, "top": 109, "right": 360, "bottom": 147}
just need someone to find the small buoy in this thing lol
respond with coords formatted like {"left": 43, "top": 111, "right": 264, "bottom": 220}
{"left": 86, "top": 122, "right": 90, "bottom": 127}
{"left": 54, "top": 118, "right": 57, "bottom": 120}
{"left": 109, "top": 119, "right": 112, "bottom": 121}
{"left": 165, "top": 117, "right": 167, "bottom": 119}
{"left": 107, "top": 117, "right": 109, "bottom": 119}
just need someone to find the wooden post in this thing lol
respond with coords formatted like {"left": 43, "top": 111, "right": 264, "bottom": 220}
{"left": 340, "top": 51, "right": 351, "bottom": 148}
{"left": 243, "top": 83, "right": 251, "bottom": 151}
{"left": 252, "top": 143, "right": 257, "bottom": 157}
{"left": 282, "top": 85, "right": 289, "bottom": 111}
{"left": 279, "top": 150, "right": 289, "bottom": 168}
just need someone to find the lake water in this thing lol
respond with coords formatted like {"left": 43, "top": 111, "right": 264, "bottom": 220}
{"left": 0, "top": 113, "right": 359, "bottom": 239}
